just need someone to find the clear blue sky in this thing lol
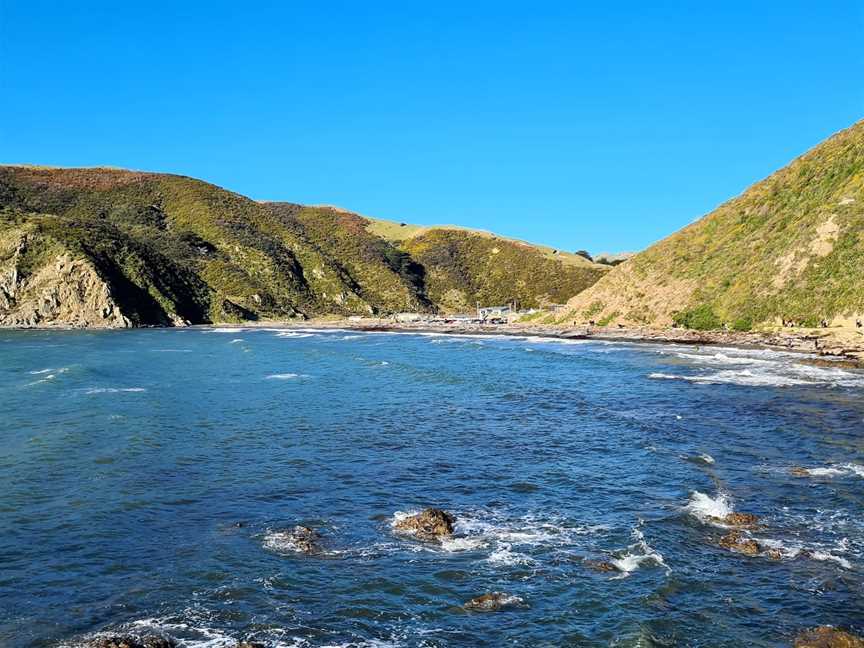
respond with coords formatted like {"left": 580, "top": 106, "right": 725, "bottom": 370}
{"left": 1, "top": 1, "right": 862, "bottom": 254}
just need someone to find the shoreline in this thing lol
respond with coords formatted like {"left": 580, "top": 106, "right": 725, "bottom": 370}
{"left": 230, "top": 318, "right": 864, "bottom": 366}
{"left": 4, "top": 318, "right": 863, "bottom": 366}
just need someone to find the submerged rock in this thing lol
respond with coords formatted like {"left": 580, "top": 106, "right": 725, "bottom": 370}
{"left": 88, "top": 636, "right": 176, "bottom": 648}
{"left": 712, "top": 512, "right": 760, "bottom": 528}
{"left": 463, "top": 592, "right": 522, "bottom": 611}
{"left": 394, "top": 508, "right": 455, "bottom": 540}
{"left": 584, "top": 559, "right": 619, "bottom": 572}
{"left": 718, "top": 530, "right": 760, "bottom": 556}
{"left": 267, "top": 525, "right": 321, "bottom": 554}
{"left": 794, "top": 626, "right": 864, "bottom": 648}
{"left": 791, "top": 467, "right": 811, "bottom": 477}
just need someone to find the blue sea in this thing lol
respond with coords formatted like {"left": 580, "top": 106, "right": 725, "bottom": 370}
{"left": 1, "top": 328, "right": 862, "bottom": 647}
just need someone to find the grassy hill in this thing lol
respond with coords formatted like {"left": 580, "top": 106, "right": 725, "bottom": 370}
{"left": 362, "top": 216, "right": 608, "bottom": 311}
{"left": 555, "top": 119, "right": 864, "bottom": 330}
{"left": 0, "top": 166, "right": 605, "bottom": 327}
{"left": 364, "top": 216, "right": 599, "bottom": 269}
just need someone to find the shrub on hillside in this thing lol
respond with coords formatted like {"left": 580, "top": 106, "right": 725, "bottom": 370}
{"left": 673, "top": 304, "right": 722, "bottom": 330}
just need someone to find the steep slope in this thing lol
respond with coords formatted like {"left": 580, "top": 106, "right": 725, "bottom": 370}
{"left": 0, "top": 166, "right": 605, "bottom": 327}
{"left": 0, "top": 167, "right": 420, "bottom": 325}
{"left": 560, "top": 119, "right": 864, "bottom": 330}
{"left": 264, "top": 203, "right": 432, "bottom": 313}
{"left": 397, "top": 228, "right": 608, "bottom": 311}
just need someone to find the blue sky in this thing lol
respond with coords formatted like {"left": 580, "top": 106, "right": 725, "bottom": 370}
{"left": 1, "top": 1, "right": 862, "bottom": 254}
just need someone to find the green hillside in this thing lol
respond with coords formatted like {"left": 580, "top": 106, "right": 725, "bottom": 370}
{"left": 364, "top": 216, "right": 599, "bottom": 269}
{"left": 559, "top": 119, "right": 864, "bottom": 330}
{"left": 0, "top": 166, "right": 605, "bottom": 327}
{"left": 398, "top": 229, "right": 607, "bottom": 312}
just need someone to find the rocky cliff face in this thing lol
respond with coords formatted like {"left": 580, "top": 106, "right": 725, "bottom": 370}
{"left": 0, "top": 229, "right": 129, "bottom": 328}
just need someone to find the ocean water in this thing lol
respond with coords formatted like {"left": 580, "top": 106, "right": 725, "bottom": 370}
{"left": 1, "top": 328, "right": 862, "bottom": 648}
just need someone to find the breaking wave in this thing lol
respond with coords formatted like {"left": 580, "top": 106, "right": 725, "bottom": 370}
{"left": 684, "top": 491, "right": 733, "bottom": 523}
{"left": 389, "top": 509, "right": 602, "bottom": 566}
{"left": 649, "top": 349, "right": 864, "bottom": 388}
{"left": 796, "top": 463, "right": 864, "bottom": 479}
{"left": 608, "top": 525, "right": 669, "bottom": 578}
{"left": 84, "top": 387, "right": 147, "bottom": 394}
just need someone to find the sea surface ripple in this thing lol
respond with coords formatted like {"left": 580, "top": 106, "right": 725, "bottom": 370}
{"left": 0, "top": 328, "right": 862, "bottom": 647}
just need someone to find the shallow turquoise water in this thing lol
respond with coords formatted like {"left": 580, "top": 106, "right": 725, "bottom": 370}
{"left": 0, "top": 328, "right": 862, "bottom": 647}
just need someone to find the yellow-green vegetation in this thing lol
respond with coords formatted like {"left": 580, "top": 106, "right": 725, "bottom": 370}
{"left": 0, "top": 166, "right": 606, "bottom": 326}
{"left": 364, "top": 216, "right": 599, "bottom": 269}
{"left": 398, "top": 229, "right": 608, "bottom": 311}
{"left": 562, "top": 119, "right": 864, "bottom": 330}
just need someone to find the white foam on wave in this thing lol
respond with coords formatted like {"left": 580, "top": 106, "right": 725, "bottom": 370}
{"left": 265, "top": 373, "right": 307, "bottom": 380}
{"left": 204, "top": 327, "right": 245, "bottom": 334}
{"left": 84, "top": 387, "right": 146, "bottom": 394}
{"left": 756, "top": 537, "right": 853, "bottom": 569}
{"left": 685, "top": 491, "right": 733, "bottom": 523}
{"left": 649, "top": 370, "right": 811, "bottom": 387}
{"left": 390, "top": 508, "right": 602, "bottom": 566}
{"left": 264, "top": 327, "right": 336, "bottom": 335}
{"left": 27, "top": 373, "right": 56, "bottom": 385}
{"left": 799, "top": 464, "right": 864, "bottom": 479}
{"left": 229, "top": 338, "right": 244, "bottom": 344}
{"left": 487, "top": 543, "right": 535, "bottom": 566}
{"left": 64, "top": 619, "right": 406, "bottom": 648}
{"left": 608, "top": 525, "right": 669, "bottom": 579}
{"left": 25, "top": 366, "right": 69, "bottom": 386}
{"left": 651, "top": 350, "right": 864, "bottom": 388}
{"left": 275, "top": 331, "right": 315, "bottom": 339}
{"left": 261, "top": 528, "right": 320, "bottom": 555}
{"left": 685, "top": 453, "right": 715, "bottom": 465}
{"left": 675, "top": 351, "right": 773, "bottom": 366}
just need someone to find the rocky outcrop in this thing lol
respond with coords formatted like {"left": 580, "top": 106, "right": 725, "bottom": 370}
{"left": 718, "top": 531, "right": 761, "bottom": 556}
{"left": 717, "top": 512, "right": 760, "bottom": 528}
{"left": 0, "top": 228, "right": 131, "bottom": 329}
{"left": 394, "top": 508, "right": 455, "bottom": 540}
{"left": 463, "top": 592, "right": 522, "bottom": 612}
{"left": 794, "top": 626, "right": 864, "bottom": 648}
{"left": 269, "top": 525, "right": 322, "bottom": 554}
{"left": 0, "top": 251, "right": 131, "bottom": 328}
{"left": 584, "top": 559, "right": 619, "bottom": 572}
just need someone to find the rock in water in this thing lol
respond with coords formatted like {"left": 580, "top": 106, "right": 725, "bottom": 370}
{"left": 89, "top": 637, "right": 176, "bottom": 648}
{"left": 463, "top": 592, "right": 521, "bottom": 611}
{"left": 394, "top": 508, "right": 455, "bottom": 540}
{"left": 724, "top": 512, "right": 759, "bottom": 527}
{"left": 794, "top": 626, "right": 864, "bottom": 648}
{"left": 791, "top": 467, "right": 811, "bottom": 477}
{"left": 266, "top": 525, "right": 322, "bottom": 554}
{"left": 285, "top": 525, "right": 320, "bottom": 553}
{"left": 709, "top": 512, "right": 760, "bottom": 528}
{"left": 584, "top": 559, "right": 619, "bottom": 572}
{"left": 718, "top": 530, "right": 761, "bottom": 555}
